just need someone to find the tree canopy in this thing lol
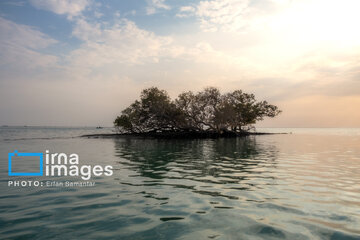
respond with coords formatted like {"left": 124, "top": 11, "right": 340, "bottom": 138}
{"left": 114, "top": 87, "right": 281, "bottom": 135}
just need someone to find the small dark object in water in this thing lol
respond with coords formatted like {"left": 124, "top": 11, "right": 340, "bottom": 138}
{"left": 214, "top": 206, "right": 234, "bottom": 209}
{"left": 196, "top": 211, "right": 206, "bottom": 214}
{"left": 160, "top": 217, "right": 184, "bottom": 222}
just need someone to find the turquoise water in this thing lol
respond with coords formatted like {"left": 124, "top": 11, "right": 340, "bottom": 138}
{"left": 0, "top": 127, "right": 360, "bottom": 239}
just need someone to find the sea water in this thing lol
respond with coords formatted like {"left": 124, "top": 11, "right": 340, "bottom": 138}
{"left": 0, "top": 127, "right": 359, "bottom": 239}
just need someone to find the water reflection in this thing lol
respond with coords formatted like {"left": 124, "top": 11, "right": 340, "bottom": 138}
{"left": 1, "top": 128, "right": 360, "bottom": 239}
{"left": 113, "top": 137, "right": 279, "bottom": 194}
{"left": 111, "top": 135, "right": 360, "bottom": 239}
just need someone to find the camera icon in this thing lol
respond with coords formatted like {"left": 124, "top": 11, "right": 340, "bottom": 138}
{"left": 8, "top": 150, "right": 43, "bottom": 176}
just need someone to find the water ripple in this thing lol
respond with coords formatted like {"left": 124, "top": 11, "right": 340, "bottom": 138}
{"left": 1, "top": 132, "right": 360, "bottom": 239}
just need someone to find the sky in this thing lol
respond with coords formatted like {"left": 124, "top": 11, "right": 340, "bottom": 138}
{"left": 0, "top": 0, "right": 359, "bottom": 127}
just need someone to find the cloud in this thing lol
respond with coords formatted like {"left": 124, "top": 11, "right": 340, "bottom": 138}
{"left": 71, "top": 18, "right": 102, "bottom": 41}
{"left": 197, "top": 0, "right": 249, "bottom": 32}
{"left": 3, "top": 1, "right": 26, "bottom": 7}
{"left": 176, "top": 6, "right": 196, "bottom": 18}
{"left": 64, "top": 17, "right": 253, "bottom": 99}
{"left": 30, "top": 0, "right": 90, "bottom": 18}
{"left": 94, "top": 11, "right": 103, "bottom": 18}
{"left": 2, "top": 0, "right": 360, "bottom": 127}
{"left": 0, "top": 17, "right": 57, "bottom": 69}
{"left": 67, "top": 17, "right": 251, "bottom": 82}
{"left": 175, "top": 0, "right": 360, "bottom": 90}
{"left": 181, "top": 0, "right": 288, "bottom": 32}
{"left": 69, "top": 18, "right": 175, "bottom": 69}
{"left": 146, "top": 0, "right": 170, "bottom": 15}
{"left": 180, "top": 6, "right": 195, "bottom": 12}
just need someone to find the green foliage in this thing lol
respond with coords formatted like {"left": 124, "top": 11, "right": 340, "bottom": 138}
{"left": 114, "top": 87, "right": 281, "bottom": 133}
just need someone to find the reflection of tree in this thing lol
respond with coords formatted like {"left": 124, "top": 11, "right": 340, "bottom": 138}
{"left": 113, "top": 136, "right": 279, "bottom": 185}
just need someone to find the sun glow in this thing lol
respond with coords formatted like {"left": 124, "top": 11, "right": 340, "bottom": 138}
{"left": 270, "top": 0, "right": 360, "bottom": 49}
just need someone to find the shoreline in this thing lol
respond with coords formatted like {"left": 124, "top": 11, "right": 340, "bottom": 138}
{"left": 81, "top": 131, "right": 288, "bottom": 139}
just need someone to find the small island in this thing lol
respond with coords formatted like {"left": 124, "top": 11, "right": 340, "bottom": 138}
{"left": 85, "top": 87, "right": 281, "bottom": 139}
